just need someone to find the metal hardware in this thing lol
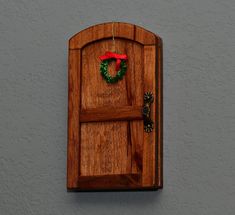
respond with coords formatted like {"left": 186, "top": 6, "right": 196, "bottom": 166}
{"left": 143, "top": 92, "right": 154, "bottom": 133}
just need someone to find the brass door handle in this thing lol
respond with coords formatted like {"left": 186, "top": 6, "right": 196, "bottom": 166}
{"left": 143, "top": 92, "right": 154, "bottom": 133}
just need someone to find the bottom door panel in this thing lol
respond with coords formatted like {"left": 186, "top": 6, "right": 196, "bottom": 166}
{"left": 80, "top": 121, "right": 131, "bottom": 176}
{"left": 80, "top": 120, "right": 143, "bottom": 177}
{"left": 78, "top": 120, "right": 144, "bottom": 190}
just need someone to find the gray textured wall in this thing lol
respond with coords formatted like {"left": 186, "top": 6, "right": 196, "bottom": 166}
{"left": 0, "top": 0, "right": 234, "bottom": 214}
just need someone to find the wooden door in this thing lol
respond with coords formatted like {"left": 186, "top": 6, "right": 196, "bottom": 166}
{"left": 67, "top": 22, "right": 163, "bottom": 191}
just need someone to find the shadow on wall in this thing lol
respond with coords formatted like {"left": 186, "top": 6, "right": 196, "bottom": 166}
{"left": 67, "top": 189, "right": 162, "bottom": 206}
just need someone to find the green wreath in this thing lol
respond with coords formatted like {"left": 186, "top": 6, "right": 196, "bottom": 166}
{"left": 100, "top": 59, "right": 127, "bottom": 84}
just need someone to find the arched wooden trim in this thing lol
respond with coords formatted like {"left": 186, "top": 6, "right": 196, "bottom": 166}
{"left": 69, "top": 22, "right": 161, "bottom": 49}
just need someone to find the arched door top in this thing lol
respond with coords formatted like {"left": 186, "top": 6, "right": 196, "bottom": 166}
{"left": 69, "top": 22, "right": 162, "bottom": 49}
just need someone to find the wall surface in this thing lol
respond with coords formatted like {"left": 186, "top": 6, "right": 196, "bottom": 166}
{"left": 0, "top": 0, "right": 234, "bottom": 214}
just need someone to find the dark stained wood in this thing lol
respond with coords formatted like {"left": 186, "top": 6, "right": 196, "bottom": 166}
{"left": 157, "top": 38, "right": 163, "bottom": 188}
{"left": 67, "top": 22, "right": 163, "bottom": 191}
{"left": 80, "top": 106, "right": 143, "bottom": 122}
{"left": 77, "top": 174, "right": 141, "bottom": 190}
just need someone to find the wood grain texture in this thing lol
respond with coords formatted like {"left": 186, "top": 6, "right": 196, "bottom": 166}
{"left": 80, "top": 38, "right": 143, "bottom": 109}
{"left": 69, "top": 22, "right": 158, "bottom": 49}
{"left": 69, "top": 22, "right": 134, "bottom": 49}
{"left": 67, "top": 22, "right": 163, "bottom": 191}
{"left": 80, "top": 121, "right": 131, "bottom": 176}
{"left": 80, "top": 38, "right": 144, "bottom": 178}
{"left": 67, "top": 50, "right": 80, "bottom": 189}
{"left": 142, "top": 45, "right": 156, "bottom": 187}
{"left": 80, "top": 106, "right": 143, "bottom": 123}
{"left": 135, "top": 25, "right": 156, "bottom": 45}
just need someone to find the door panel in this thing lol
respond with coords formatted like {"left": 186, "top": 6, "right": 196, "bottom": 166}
{"left": 81, "top": 39, "right": 143, "bottom": 109}
{"left": 80, "top": 121, "right": 130, "bottom": 176}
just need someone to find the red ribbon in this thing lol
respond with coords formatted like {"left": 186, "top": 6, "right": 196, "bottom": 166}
{"left": 99, "top": 51, "right": 128, "bottom": 71}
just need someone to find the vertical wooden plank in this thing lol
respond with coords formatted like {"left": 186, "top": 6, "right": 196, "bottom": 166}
{"left": 67, "top": 49, "right": 81, "bottom": 189}
{"left": 157, "top": 38, "right": 163, "bottom": 188}
{"left": 130, "top": 120, "right": 143, "bottom": 174}
{"left": 142, "top": 45, "right": 156, "bottom": 187}
{"left": 127, "top": 43, "right": 144, "bottom": 174}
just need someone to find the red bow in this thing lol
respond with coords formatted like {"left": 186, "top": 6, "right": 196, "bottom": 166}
{"left": 99, "top": 51, "right": 128, "bottom": 71}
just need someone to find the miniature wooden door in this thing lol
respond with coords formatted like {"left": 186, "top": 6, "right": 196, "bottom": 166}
{"left": 67, "top": 22, "right": 163, "bottom": 191}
